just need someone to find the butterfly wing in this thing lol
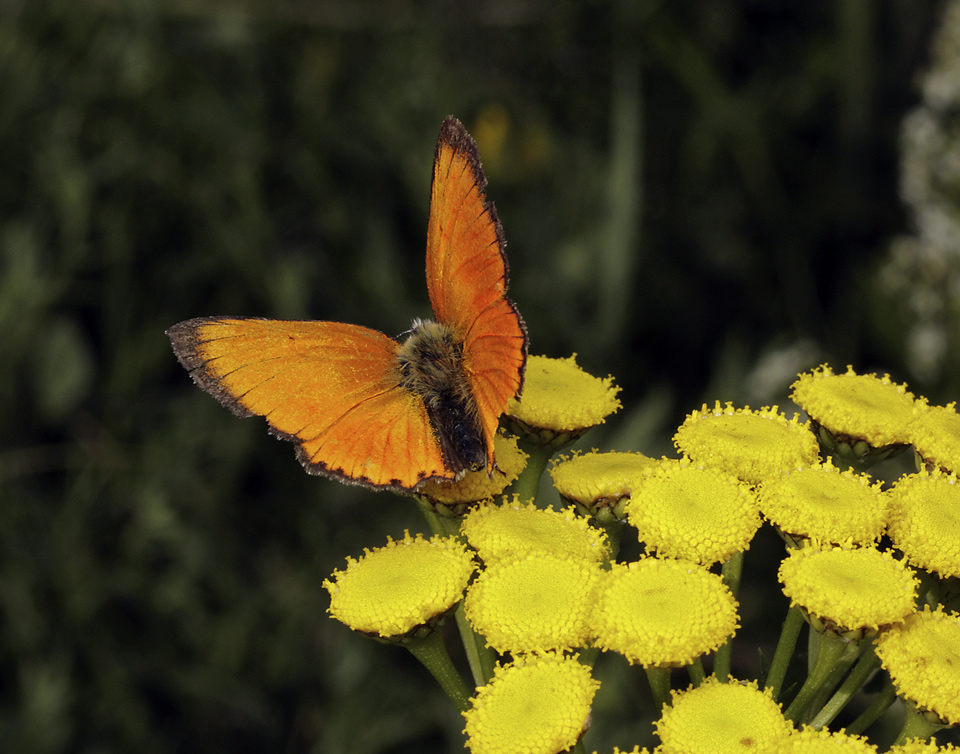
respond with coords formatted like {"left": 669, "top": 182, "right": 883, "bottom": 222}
{"left": 166, "top": 316, "right": 450, "bottom": 490}
{"left": 425, "top": 116, "right": 528, "bottom": 471}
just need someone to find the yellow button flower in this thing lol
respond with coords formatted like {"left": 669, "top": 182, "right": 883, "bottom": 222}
{"left": 504, "top": 355, "right": 621, "bottom": 448}
{"left": 791, "top": 365, "right": 918, "bottom": 460}
{"left": 656, "top": 677, "right": 793, "bottom": 754}
{"left": 673, "top": 402, "right": 819, "bottom": 485}
{"left": 875, "top": 606, "right": 960, "bottom": 727}
{"left": 323, "top": 532, "right": 475, "bottom": 639}
{"left": 889, "top": 741, "right": 960, "bottom": 753}
{"left": 778, "top": 545, "right": 918, "bottom": 638}
{"left": 773, "top": 727, "right": 879, "bottom": 753}
{"left": 463, "top": 653, "right": 599, "bottom": 754}
{"left": 550, "top": 450, "right": 658, "bottom": 522}
{"left": 909, "top": 402, "right": 960, "bottom": 473}
{"left": 592, "top": 558, "right": 739, "bottom": 667}
{"left": 758, "top": 461, "right": 888, "bottom": 546}
{"left": 461, "top": 498, "right": 610, "bottom": 566}
{"left": 464, "top": 552, "right": 602, "bottom": 654}
{"left": 887, "top": 469, "right": 960, "bottom": 579}
{"left": 624, "top": 458, "right": 762, "bottom": 566}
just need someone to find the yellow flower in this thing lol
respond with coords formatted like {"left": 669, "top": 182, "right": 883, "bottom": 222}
{"left": 591, "top": 749, "right": 652, "bottom": 754}
{"left": 887, "top": 469, "right": 960, "bottom": 579}
{"left": 909, "top": 402, "right": 960, "bottom": 473}
{"left": 772, "top": 727, "right": 879, "bottom": 753}
{"left": 778, "top": 545, "right": 918, "bottom": 638}
{"left": 791, "top": 365, "right": 918, "bottom": 460}
{"left": 463, "top": 653, "right": 599, "bottom": 754}
{"left": 757, "top": 460, "right": 888, "bottom": 546}
{"left": 461, "top": 498, "right": 610, "bottom": 566}
{"left": 889, "top": 740, "right": 960, "bottom": 753}
{"left": 323, "top": 532, "right": 475, "bottom": 639}
{"left": 415, "top": 434, "right": 528, "bottom": 514}
{"left": 656, "top": 677, "right": 793, "bottom": 754}
{"left": 464, "top": 552, "right": 601, "bottom": 654}
{"left": 504, "top": 355, "right": 621, "bottom": 449}
{"left": 591, "top": 558, "right": 739, "bottom": 667}
{"left": 550, "top": 450, "right": 658, "bottom": 522}
{"left": 624, "top": 458, "right": 762, "bottom": 566}
{"left": 875, "top": 606, "right": 960, "bottom": 726}
{"left": 673, "top": 403, "right": 820, "bottom": 485}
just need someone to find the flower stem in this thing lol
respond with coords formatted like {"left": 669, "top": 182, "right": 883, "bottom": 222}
{"left": 645, "top": 666, "right": 672, "bottom": 712}
{"left": 713, "top": 551, "right": 744, "bottom": 681}
{"left": 688, "top": 657, "right": 706, "bottom": 687}
{"left": 511, "top": 439, "right": 554, "bottom": 504}
{"left": 405, "top": 629, "right": 472, "bottom": 712}
{"left": 892, "top": 701, "right": 945, "bottom": 746}
{"left": 784, "top": 630, "right": 861, "bottom": 723}
{"left": 808, "top": 646, "right": 880, "bottom": 730}
{"left": 765, "top": 606, "right": 806, "bottom": 701}
{"left": 844, "top": 676, "right": 896, "bottom": 736}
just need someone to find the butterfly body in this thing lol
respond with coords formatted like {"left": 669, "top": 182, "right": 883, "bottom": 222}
{"left": 167, "top": 117, "right": 526, "bottom": 492}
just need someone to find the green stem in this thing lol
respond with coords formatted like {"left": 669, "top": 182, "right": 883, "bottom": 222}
{"left": 765, "top": 606, "right": 806, "bottom": 701}
{"left": 892, "top": 701, "right": 945, "bottom": 746}
{"left": 808, "top": 646, "right": 880, "bottom": 730}
{"left": 783, "top": 630, "right": 861, "bottom": 723}
{"left": 713, "top": 551, "right": 744, "bottom": 681}
{"left": 688, "top": 657, "right": 706, "bottom": 687}
{"left": 510, "top": 440, "right": 554, "bottom": 504}
{"left": 405, "top": 629, "right": 472, "bottom": 712}
{"left": 645, "top": 666, "right": 672, "bottom": 712}
{"left": 845, "top": 677, "right": 897, "bottom": 736}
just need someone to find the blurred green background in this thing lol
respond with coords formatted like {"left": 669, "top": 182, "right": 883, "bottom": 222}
{"left": 2, "top": 0, "right": 958, "bottom": 752}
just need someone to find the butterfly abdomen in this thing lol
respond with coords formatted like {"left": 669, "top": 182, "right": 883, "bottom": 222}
{"left": 397, "top": 319, "right": 486, "bottom": 476}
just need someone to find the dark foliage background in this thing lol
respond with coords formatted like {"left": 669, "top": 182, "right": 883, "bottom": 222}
{"left": 1, "top": 0, "right": 955, "bottom": 752}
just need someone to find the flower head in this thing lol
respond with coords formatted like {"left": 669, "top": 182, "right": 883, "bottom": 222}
{"left": 791, "top": 365, "right": 918, "bottom": 461}
{"left": 461, "top": 498, "right": 610, "bottom": 566}
{"left": 875, "top": 606, "right": 960, "bottom": 726}
{"left": 673, "top": 403, "right": 819, "bottom": 485}
{"left": 323, "top": 532, "right": 475, "bottom": 639}
{"left": 887, "top": 469, "right": 960, "bottom": 579}
{"left": 504, "top": 355, "right": 621, "bottom": 450}
{"left": 909, "top": 402, "right": 960, "bottom": 473}
{"left": 778, "top": 545, "right": 918, "bottom": 638}
{"left": 889, "top": 741, "right": 960, "bottom": 754}
{"left": 773, "top": 727, "right": 879, "bottom": 753}
{"left": 463, "top": 653, "right": 599, "bottom": 754}
{"left": 757, "top": 460, "right": 888, "bottom": 546}
{"left": 464, "top": 552, "right": 602, "bottom": 654}
{"left": 550, "top": 450, "right": 658, "bottom": 522}
{"left": 592, "top": 558, "right": 739, "bottom": 667}
{"left": 624, "top": 458, "right": 762, "bottom": 566}
{"left": 656, "top": 677, "right": 792, "bottom": 754}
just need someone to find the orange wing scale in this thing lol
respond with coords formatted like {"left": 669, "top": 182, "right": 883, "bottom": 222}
{"left": 426, "top": 117, "right": 528, "bottom": 470}
{"left": 167, "top": 317, "right": 449, "bottom": 490}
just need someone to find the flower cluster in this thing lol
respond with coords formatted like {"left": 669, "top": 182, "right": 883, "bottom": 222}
{"left": 323, "top": 358, "right": 960, "bottom": 753}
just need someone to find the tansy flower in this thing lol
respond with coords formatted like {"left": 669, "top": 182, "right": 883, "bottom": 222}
{"left": 624, "top": 458, "right": 762, "bottom": 566}
{"left": 462, "top": 653, "right": 599, "bottom": 754}
{"left": 886, "top": 469, "right": 960, "bottom": 579}
{"left": 550, "top": 450, "right": 658, "bottom": 522}
{"left": 778, "top": 545, "right": 918, "bottom": 638}
{"left": 791, "top": 365, "right": 918, "bottom": 462}
{"left": 773, "top": 727, "right": 879, "bottom": 753}
{"left": 415, "top": 434, "right": 528, "bottom": 515}
{"left": 591, "top": 749, "right": 652, "bottom": 754}
{"left": 504, "top": 355, "right": 621, "bottom": 450}
{"left": 673, "top": 403, "right": 819, "bottom": 486}
{"left": 757, "top": 461, "right": 888, "bottom": 546}
{"left": 464, "top": 552, "right": 602, "bottom": 653}
{"left": 889, "top": 741, "right": 960, "bottom": 753}
{"left": 909, "top": 402, "right": 960, "bottom": 473}
{"left": 875, "top": 606, "right": 960, "bottom": 727}
{"left": 591, "top": 558, "right": 739, "bottom": 667}
{"left": 656, "top": 677, "right": 793, "bottom": 754}
{"left": 323, "top": 532, "right": 475, "bottom": 639}
{"left": 461, "top": 498, "right": 610, "bottom": 566}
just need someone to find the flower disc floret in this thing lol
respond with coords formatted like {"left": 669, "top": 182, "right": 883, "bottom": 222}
{"left": 673, "top": 403, "right": 819, "bottom": 485}
{"left": 887, "top": 469, "right": 960, "bottom": 578}
{"left": 909, "top": 402, "right": 960, "bottom": 473}
{"left": 550, "top": 450, "right": 657, "bottom": 521}
{"left": 889, "top": 741, "right": 960, "bottom": 753}
{"left": 461, "top": 499, "right": 610, "bottom": 566}
{"left": 592, "top": 558, "right": 739, "bottom": 667}
{"left": 323, "top": 532, "right": 475, "bottom": 638}
{"left": 772, "top": 727, "right": 879, "bottom": 753}
{"left": 875, "top": 606, "right": 960, "bottom": 726}
{"left": 624, "top": 459, "right": 761, "bottom": 566}
{"left": 758, "top": 461, "right": 888, "bottom": 545}
{"left": 656, "top": 678, "right": 792, "bottom": 754}
{"left": 463, "top": 653, "right": 599, "bottom": 754}
{"left": 464, "top": 552, "right": 602, "bottom": 653}
{"left": 778, "top": 545, "right": 918, "bottom": 636}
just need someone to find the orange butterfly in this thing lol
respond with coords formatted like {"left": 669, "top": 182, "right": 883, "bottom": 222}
{"left": 167, "top": 116, "right": 528, "bottom": 492}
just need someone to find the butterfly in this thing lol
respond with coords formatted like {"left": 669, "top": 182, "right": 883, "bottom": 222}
{"left": 167, "top": 116, "right": 528, "bottom": 492}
